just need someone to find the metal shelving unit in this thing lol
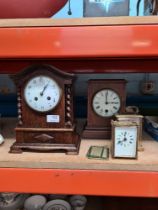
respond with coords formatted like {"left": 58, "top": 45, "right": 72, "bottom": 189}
{"left": 0, "top": 17, "right": 158, "bottom": 197}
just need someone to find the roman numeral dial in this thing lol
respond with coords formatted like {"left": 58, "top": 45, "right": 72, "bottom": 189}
{"left": 92, "top": 89, "right": 121, "bottom": 117}
{"left": 114, "top": 126, "right": 138, "bottom": 158}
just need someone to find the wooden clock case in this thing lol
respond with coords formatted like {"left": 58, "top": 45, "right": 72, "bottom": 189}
{"left": 82, "top": 79, "right": 127, "bottom": 139}
{"left": 10, "top": 64, "right": 80, "bottom": 154}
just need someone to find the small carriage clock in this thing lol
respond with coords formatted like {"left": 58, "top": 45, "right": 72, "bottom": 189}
{"left": 115, "top": 114, "right": 144, "bottom": 151}
{"left": 111, "top": 120, "right": 138, "bottom": 159}
{"left": 82, "top": 79, "right": 127, "bottom": 139}
{"left": 10, "top": 64, "right": 80, "bottom": 154}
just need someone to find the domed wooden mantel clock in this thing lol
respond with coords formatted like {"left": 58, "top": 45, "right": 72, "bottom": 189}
{"left": 82, "top": 79, "right": 127, "bottom": 140}
{"left": 9, "top": 64, "right": 80, "bottom": 154}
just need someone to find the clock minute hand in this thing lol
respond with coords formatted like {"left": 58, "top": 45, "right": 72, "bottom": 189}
{"left": 40, "top": 83, "right": 49, "bottom": 96}
{"left": 108, "top": 102, "right": 118, "bottom": 104}
{"left": 105, "top": 91, "right": 108, "bottom": 104}
{"left": 123, "top": 132, "right": 127, "bottom": 141}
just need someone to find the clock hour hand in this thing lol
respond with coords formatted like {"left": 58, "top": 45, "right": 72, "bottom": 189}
{"left": 40, "top": 83, "right": 49, "bottom": 96}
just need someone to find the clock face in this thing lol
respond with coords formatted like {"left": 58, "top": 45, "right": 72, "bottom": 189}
{"left": 114, "top": 126, "right": 137, "bottom": 158}
{"left": 24, "top": 75, "right": 61, "bottom": 112}
{"left": 92, "top": 89, "right": 121, "bottom": 117}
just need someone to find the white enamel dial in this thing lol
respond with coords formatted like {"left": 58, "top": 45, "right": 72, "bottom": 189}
{"left": 114, "top": 126, "right": 137, "bottom": 158}
{"left": 92, "top": 89, "right": 121, "bottom": 117}
{"left": 24, "top": 75, "right": 61, "bottom": 112}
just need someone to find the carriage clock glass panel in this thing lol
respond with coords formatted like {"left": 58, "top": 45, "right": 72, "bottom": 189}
{"left": 24, "top": 75, "right": 62, "bottom": 112}
{"left": 113, "top": 125, "right": 138, "bottom": 159}
{"left": 92, "top": 89, "right": 121, "bottom": 117}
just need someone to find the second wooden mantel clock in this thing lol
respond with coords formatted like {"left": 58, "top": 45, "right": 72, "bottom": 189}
{"left": 82, "top": 79, "right": 127, "bottom": 139}
{"left": 10, "top": 64, "right": 80, "bottom": 154}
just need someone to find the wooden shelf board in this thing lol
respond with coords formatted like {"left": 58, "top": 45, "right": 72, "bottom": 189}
{"left": 1, "top": 16, "right": 158, "bottom": 28}
{"left": 1, "top": 138, "right": 158, "bottom": 171}
{"left": 1, "top": 119, "right": 158, "bottom": 196}
{"left": 1, "top": 118, "right": 158, "bottom": 172}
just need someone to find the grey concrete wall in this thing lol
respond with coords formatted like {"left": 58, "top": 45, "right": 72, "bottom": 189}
{"left": 74, "top": 73, "right": 158, "bottom": 96}
{"left": 0, "top": 73, "right": 158, "bottom": 96}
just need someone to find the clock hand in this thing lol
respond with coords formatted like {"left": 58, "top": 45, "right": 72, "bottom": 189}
{"left": 105, "top": 91, "right": 108, "bottom": 104}
{"left": 40, "top": 83, "right": 49, "bottom": 96}
{"left": 118, "top": 132, "right": 127, "bottom": 145}
{"left": 117, "top": 140, "right": 123, "bottom": 145}
{"left": 108, "top": 102, "right": 119, "bottom": 104}
{"left": 123, "top": 132, "right": 127, "bottom": 141}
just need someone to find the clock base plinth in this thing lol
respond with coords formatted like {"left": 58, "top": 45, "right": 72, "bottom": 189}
{"left": 10, "top": 128, "right": 80, "bottom": 155}
{"left": 9, "top": 140, "right": 80, "bottom": 155}
{"left": 82, "top": 125, "right": 111, "bottom": 140}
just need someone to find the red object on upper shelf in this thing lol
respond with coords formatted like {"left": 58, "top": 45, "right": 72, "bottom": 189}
{"left": 0, "top": 0, "right": 68, "bottom": 18}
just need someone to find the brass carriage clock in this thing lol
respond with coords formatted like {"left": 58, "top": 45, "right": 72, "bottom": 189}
{"left": 111, "top": 120, "right": 138, "bottom": 159}
{"left": 10, "top": 64, "right": 80, "bottom": 154}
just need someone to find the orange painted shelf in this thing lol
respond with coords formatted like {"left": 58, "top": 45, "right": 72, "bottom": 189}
{"left": 0, "top": 23, "right": 158, "bottom": 59}
{"left": 1, "top": 17, "right": 158, "bottom": 74}
{"left": 1, "top": 168, "right": 158, "bottom": 197}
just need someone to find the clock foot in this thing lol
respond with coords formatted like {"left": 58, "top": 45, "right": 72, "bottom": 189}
{"left": 66, "top": 151, "right": 78, "bottom": 155}
{"left": 9, "top": 144, "right": 23, "bottom": 154}
{"left": 138, "top": 144, "right": 144, "bottom": 152}
{"left": 66, "top": 137, "right": 81, "bottom": 155}
{"left": 82, "top": 127, "right": 111, "bottom": 140}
